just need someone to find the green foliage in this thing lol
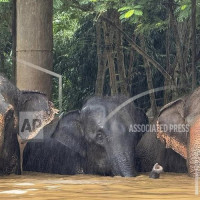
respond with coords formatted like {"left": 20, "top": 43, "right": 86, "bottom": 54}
{"left": 175, "top": 0, "right": 191, "bottom": 22}
{"left": 118, "top": 5, "right": 143, "bottom": 20}
{"left": 0, "top": 1, "right": 13, "bottom": 79}
{"left": 125, "top": 10, "right": 135, "bottom": 18}
{"left": 53, "top": 0, "right": 63, "bottom": 9}
{"left": 197, "top": 0, "right": 200, "bottom": 28}
{"left": 51, "top": 0, "right": 200, "bottom": 110}
{"left": 53, "top": 14, "right": 97, "bottom": 111}
{"left": 0, "top": 0, "right": 199, "bottom": 111}
{"left": 116, "top": 0, "right": 168, "bottom": 34}
{"left": 54, "top": 10, "right": 81, "bottom": 41}
{"left": 0, "top": 2, "right": 12, "bottom": 50}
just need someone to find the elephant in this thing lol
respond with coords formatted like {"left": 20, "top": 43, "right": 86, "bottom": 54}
{"left": 0, "top": 74, "right": 58, "bottom": 175}
{"left": 0, "top": 93, "right": 21, "bottom": 175}
{"left": 24, "top": 96, "right": 148, "bottom": 177}
{"left": 135, "top": 120, "right": 187, "bottom": 173}
{"left": 157, "top": 87, "right": 200, "bottom": 177}
{"left": 23, "top": 117, "right": 83, "bottom": 175}
{"left": 23, "top": 138, "right": 83, "bottom": 175}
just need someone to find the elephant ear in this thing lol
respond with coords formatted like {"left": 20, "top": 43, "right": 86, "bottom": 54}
{"left": 51, "top": 110, "right": 86, "bottom": 157}
{"left": 0, "top": 94, "right": 15, "bottom": 149}
{"left": 157, "top": 98, "right": 188, "bottom": 159}
{"left": 185, "top": 87, "right": 200, "bottom": 126}
{"left": 159, "top": 98, "right": 185, "bottom": 118}
{"left": 42, "top": 112, "right": 64, "bottom": 138}
{"left": 18, "top": 91, "right": 57, "bottom": 141}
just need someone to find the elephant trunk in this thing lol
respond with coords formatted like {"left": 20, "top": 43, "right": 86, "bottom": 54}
{"left": 110, "top": 151, "right": 137, "bottom": 177}
{"left": 188, "top": 118, "right": 200, "bottom": 177}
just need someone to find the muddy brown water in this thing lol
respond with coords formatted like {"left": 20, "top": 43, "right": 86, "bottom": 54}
{"left": 0, "top": 172, "right": 199, "bottom": 199}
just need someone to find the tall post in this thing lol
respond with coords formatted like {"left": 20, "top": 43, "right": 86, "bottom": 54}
{"left": 16, "top": 0, "right": 53, "bottom": 98}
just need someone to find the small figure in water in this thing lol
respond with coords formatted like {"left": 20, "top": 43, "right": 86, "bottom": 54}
{"left": 149, "top": 163, "right": 163, "bottom": 179}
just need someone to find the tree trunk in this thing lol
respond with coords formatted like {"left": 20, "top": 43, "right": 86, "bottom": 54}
{"left": 95, "top": 19, "right": 106, "bottom": 96}
{"left": 183, "top": 21, "right": 192, "bottom": 66}
{"left": 115, "top": 12, "right": 129, "bottom": 96}
{"left": 164, "top": 16, "right": 172, "bottom": 104}
{"left": 12, "top": 0, "right": 16, "bottom": 83}
{"left": 16, "top": 0, "right": 53, "bottom": 99}
{"left": 100, "top": 15, "right": 172, "bottom": 82}
{"left": 168, "top": 0, "right": 187, "bottom": 91}
{"left": 0, "top": 53, "right": 5, "bottom": 74}
{"left": 127, "top": 34, "right": 135, "bottom": 94}
{"left": 140, "top": 35, "right": 157, "bottom": 117}
{"left": 191, "top": 0, "right": 197, "bottom": 90}
{"left": 102, "top": 11, "right": 117, "bottom": 95}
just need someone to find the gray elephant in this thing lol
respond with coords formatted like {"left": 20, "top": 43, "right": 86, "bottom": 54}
{"left": 23, "top": 136, "right": 83, "bottom": 175}
{"left": 0, "top": 74, "right": 57, "bottom": 175}
{"left": 24, "top": 96, "right": 148, "bottom": 177}
{"left": 157, "top": 87, "right": 200, "bottom": 177}
{"left": 135, "top": 120, "right": 187, "bottom": 173}
{"left": 0, "top": 93, "right": 20, "bottom": 175}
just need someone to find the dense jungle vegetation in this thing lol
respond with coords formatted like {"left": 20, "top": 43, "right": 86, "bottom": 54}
{"left": 0, "top": 0, "right": 200, "bottom": 116}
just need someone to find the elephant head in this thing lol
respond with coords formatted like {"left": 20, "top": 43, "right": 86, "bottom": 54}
{"left": 0, "top": 75, "right": 21, "bottom": 174}
{"left": 17, "top": 90, "right": 58, "bottom": 171}
{"left": 18, "top": 90, "right": 58, "bottom": 141}
{"left": 0, "top": 74, "right": 58, "bottom": 174}
{"left": 52, "top": 96, "right": 148, "bottom": 177}
{"left": 157, "top": 87, "right": 200, "bottom": 177}
{"left": 0, "top": 94, "right": 21, "bottom": 175}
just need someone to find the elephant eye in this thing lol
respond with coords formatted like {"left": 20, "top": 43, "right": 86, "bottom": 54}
{"left": 96, "top": 130, "right": 104, "bottom": 144}
{"left": 97, "top": 133, "right": 103, "bottom": 139}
